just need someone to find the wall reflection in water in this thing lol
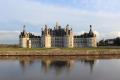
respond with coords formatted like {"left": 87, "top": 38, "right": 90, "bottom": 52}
{"left": 17, "top": 56, "right": 96, "bottom": 74}
{"left": 0, "top": 56, "right": 120, "bottom": 80}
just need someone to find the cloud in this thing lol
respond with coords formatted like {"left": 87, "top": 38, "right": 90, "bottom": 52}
{"left": 1, "top": 0, "right": 120, "bottom": 25}
{"left": 0, "top": 31, "right": 19, "bottom": 44}
{"left": 103, "top": 31, "right": 120, "bottom": 39}
{"left": 0, "top": 0, "right": 120, "bottom": 43}
{"left": 31, "top": 0, "right": 120, "bottom": 13}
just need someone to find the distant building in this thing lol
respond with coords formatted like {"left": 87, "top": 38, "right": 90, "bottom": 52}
{"left": 105, "top": 39, "right": 114, "bottom": 45}
{"left": 98, "top": 37, "right": 120, "bottom": 46}
{"left": 19, "top": 23, "right": 97, "bottom": 48}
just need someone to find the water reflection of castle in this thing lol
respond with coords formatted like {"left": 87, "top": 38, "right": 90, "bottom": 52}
{"left": 19, "top": 56, "right": 97, "bottom": 74}
{"left": 81, "top": 60, "right": 96, "bottom": 73}
{"left": 41, "top": 59, "right": 75, "bottom": 74}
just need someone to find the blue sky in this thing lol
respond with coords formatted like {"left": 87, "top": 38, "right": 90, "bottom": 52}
{"left": 0, "top": 0, "right": 120, "bottom": 44}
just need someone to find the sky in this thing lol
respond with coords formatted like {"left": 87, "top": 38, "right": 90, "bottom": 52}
{"left": 0, "top": 0, "right": 120, "bottom": 44}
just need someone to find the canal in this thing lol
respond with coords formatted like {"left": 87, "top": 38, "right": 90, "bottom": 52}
{"left": 0, "top": 56, "right": 120, "bottom": 80}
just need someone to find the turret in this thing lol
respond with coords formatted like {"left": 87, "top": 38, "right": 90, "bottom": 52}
{"left": 41, "top": 28, "right": 44, "bottom": 36}
{"left": 89, "top": 25, "right": 94, "bottom": 36}
{"left": 44, "top": 25, "right": 48, "bottom": 35}
{"left": 70, "top": 28, "right": 73, "bottom": 34}
{"left": 23, "top": 25, "right": 26, "bottom": 33}
{"left": 56, "top": 22, "right": 59, "bottom": 29}
{"left": 19, "top": 25, "right": 27, "bottom": 38}
{"left": 66, "top": 24, "right": 69, "bottom": 35}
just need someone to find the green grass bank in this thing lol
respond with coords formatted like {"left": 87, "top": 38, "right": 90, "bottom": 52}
{"left": 0, "top": 47, "right": 119, "bottom": 56}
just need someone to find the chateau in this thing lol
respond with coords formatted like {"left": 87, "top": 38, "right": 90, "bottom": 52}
{"left": 19, "top": 23, "right": 97, "bottom": 48}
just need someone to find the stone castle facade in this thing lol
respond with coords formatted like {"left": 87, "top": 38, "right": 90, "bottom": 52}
{"left": 19, "top": 23, "right": 97, "bottom": 48}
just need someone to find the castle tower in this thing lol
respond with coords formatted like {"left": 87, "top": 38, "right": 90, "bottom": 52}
{"left": 41, "top": 25, "right": 51, "bottom": 48}
{"left": 19, "top": 25, "right": 31, "bottom": 48}
{"left": 88, "top": 25, "right": 97, "bottom": 47}
{"left": 64, "top": 24, "right": 74, "bottom": 48}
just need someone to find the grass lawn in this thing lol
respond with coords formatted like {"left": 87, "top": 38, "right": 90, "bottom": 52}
{"left": 0, "top": 48, "right": 56, "bottom": 51}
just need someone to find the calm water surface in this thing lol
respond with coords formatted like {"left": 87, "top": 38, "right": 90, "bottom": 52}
{"left": 0, "top": 56, "right": 120, "bottom": 80}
